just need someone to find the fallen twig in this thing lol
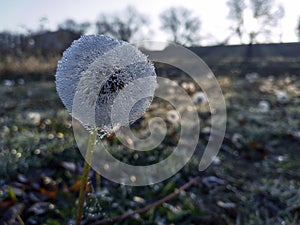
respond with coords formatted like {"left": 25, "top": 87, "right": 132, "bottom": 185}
{"left": 90, "top": 176, "right": 200, "bottom": 225}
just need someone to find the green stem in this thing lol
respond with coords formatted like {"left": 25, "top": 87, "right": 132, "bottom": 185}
{"left": 75, "top": 130, "right": 97, "bottom": 225}
{"left": 96, "top": 172, "right": 101, "bottom": 192}
{"left": 16, "top": 215, "right": 25, "bottom": 225}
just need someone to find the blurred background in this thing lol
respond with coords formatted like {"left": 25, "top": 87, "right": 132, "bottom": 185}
{"left": 1, "top": 0, "right": 299, "bottom": 44}
{"left": 0, "top": 0, "right": 300, "bottom": 75}
{"left": 1, "top": 1, "right": 300, "bottom": 225}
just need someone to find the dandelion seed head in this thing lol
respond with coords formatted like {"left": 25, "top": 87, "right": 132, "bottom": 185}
{"left": 245, "top": 72, "right": 259, "bottom": 83}
{"left": 166, "top": 110, "right": 180, "bottom": 124}
{"left": 192, "top": 92, "right": 207, "bottom": 105}
{"left": 27, "top": 112, "right": 41, "bottom": 125}
{"left": 275, "top": 90, "right": 289, "bottom": 104}
{"left": 55, "top": 35, "right": 156, "bottom": 131}
{"left": 258, "top": 100, "right": 270, "bottom": 113}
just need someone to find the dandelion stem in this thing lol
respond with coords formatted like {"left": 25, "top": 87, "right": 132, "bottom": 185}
{"left": 96, "top": 172, "right": 101, "bottom": 192}
{"left": 75, "top": 130, "right": 97, "bottom": 225}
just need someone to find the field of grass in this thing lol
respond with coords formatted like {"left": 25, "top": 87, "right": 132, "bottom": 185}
{"left": 0, "top": 58, "right": 300, "bottom": 224}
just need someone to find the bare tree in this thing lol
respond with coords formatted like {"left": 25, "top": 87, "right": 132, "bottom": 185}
{"left": 227, "top": 0, "right": 284, "bottom": 44}
{"left": 38, "top": 17, "right": 49, "bottom": 32}
{"left": 58, "top": 19, "right": 91, "bottom": 34}
{"left": 159, "top": 7, "right": 201, "bottom": 46}
{"left": 250, "top": 0, "right": 284, "bottom": 43}
{"left": 227, "top": 0, "right": 245, "bottom": 43}
{"left": 95, "top": 6, "right": 148, "bottom": 42}
{"left": 297, "top": 17, "right": 300, "bottom": 41}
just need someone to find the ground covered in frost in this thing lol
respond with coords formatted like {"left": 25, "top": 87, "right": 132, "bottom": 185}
{"left": 0, "top": 63, "right": 300, "bottom": 225}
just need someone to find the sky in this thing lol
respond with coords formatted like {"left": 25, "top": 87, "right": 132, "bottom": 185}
{"left": 0, "top": 0, "right": 299, "bottom": 45}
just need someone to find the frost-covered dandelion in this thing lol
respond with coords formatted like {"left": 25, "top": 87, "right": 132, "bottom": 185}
{"left": 55, "top": 35, "right": 157, "bottom": 225}
{"left": 56, "top": 35, "right": 157, "bottom": 132}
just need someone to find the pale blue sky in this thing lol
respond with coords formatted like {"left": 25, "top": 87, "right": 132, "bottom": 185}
{"left": 0, "top": 0, "right": 299, "bottom": 45}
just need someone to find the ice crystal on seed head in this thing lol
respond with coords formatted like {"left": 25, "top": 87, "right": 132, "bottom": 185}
{"left": 55, "top": 35, "right": 157, "bottom": 131}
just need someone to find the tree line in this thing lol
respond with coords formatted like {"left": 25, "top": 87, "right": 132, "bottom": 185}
{"left": 1, "top": 0, "right": 300, "bottom": 57}
{"left": 51, "top": 1, "right": 300, "bottom": 45}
